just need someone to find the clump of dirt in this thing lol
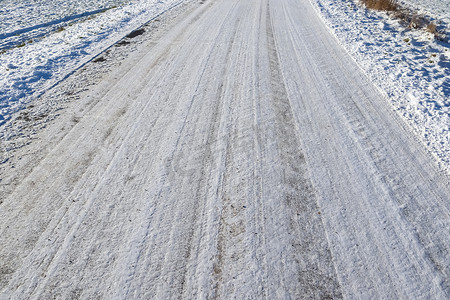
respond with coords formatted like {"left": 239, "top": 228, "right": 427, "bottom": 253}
{"left": 126, "top": 28, "right": 145, "bottom": 39}
{"left": 116, "top": 40, "right": 130, "bottom": 46}
{"left": 93, "top": 56, "right": 106, "bottom": 63}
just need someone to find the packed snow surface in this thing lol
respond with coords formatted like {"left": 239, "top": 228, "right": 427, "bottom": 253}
{"left": 0, "top": 0, "right": 449, "bottom": 299}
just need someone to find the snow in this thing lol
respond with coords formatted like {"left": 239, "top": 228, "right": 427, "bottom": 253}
{"left": 0, "top": 0, "right": 183, "bottom": 126}
{"left": 309, "top": 0, "right": 449, "bottom": 174}
{"left": 0, "top": 0, "right": 126, "bottom": 48}
{"left": 0, "top": 0, "right": 449, "bottom": 299}
{"left": 1, "top": 0, "right": 448, "bottom": 175}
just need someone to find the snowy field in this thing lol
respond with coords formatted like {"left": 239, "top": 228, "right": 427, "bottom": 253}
{"left": 310, "top": 0, "right": 450, "bottom": 173}
{"left": 0, "top": 0, "right": 128, "bottom": 50}
{"left": 0, "top": 0, "right": 182, "bottom": 126}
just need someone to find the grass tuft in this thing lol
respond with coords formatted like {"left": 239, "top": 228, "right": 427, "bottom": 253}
{"left": 360, "top": 0, "right": 398, "bottom": 11}
{"left": 426, "top": 22, "right": 437, "bottom": 34}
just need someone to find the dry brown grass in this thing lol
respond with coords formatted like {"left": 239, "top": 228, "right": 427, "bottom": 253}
{"left": 426, "top": 22, "right": 446, "bottom": 41}
{"left": 360, "top": 0, "right": 399, "bottom": 11}
{"left": 426, "top": 22, "right": 437, "bottom": 34}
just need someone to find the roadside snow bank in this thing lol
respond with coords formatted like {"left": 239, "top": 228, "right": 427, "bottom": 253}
{"left": 310, "top": 0, "right": 449, "bottom": 174}
{"left": 0, "top": 0, "right": 183, "bottom": 126}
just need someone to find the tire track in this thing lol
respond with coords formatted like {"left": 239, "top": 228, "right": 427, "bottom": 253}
{"left": 264, "top": 2, "right": 343, "bottom": 298}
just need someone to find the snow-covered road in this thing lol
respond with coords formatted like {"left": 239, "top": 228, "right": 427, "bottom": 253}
{"left": 0, "top": 0, "right": 448, "bottom": 299}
